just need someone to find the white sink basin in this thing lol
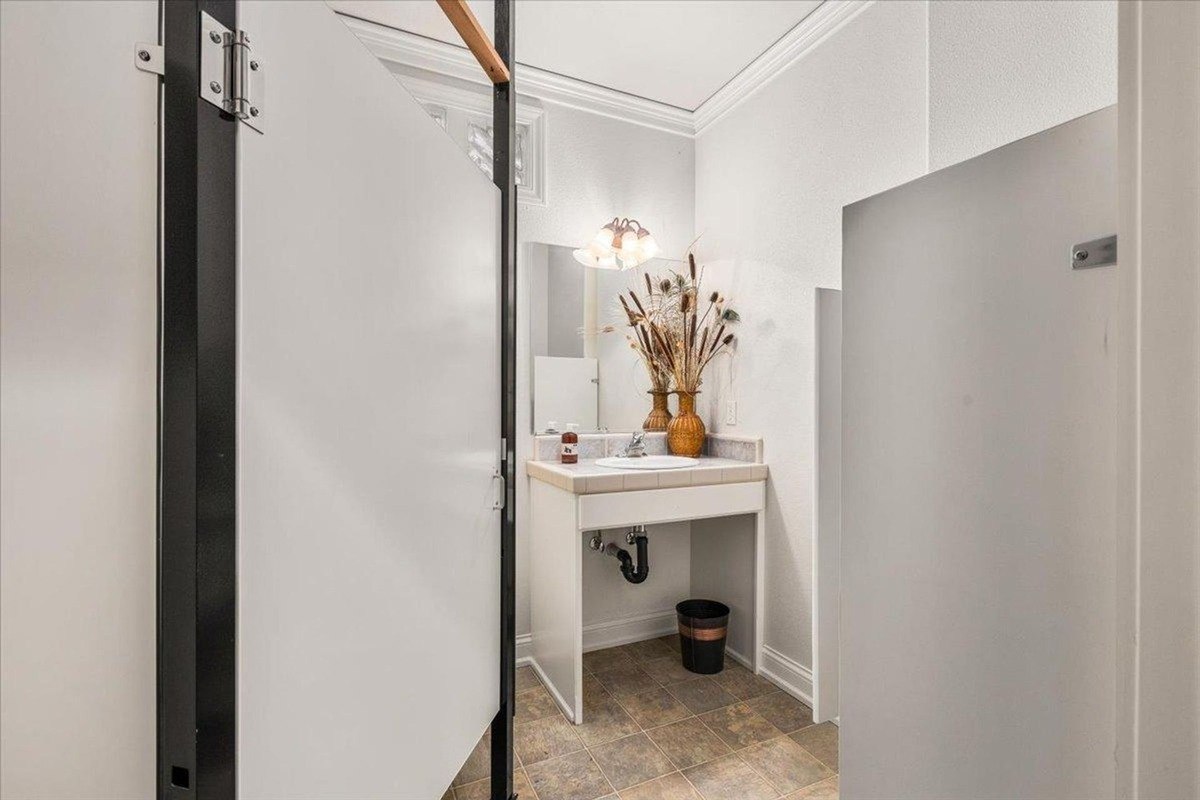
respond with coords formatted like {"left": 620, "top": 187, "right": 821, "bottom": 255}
{"left": 595, "top": 455, "right": 700, "bottom": 470}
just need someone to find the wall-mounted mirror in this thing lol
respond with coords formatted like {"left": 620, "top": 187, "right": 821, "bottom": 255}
{"left": 527, "top": 243, "right": 680, "bottom": 434}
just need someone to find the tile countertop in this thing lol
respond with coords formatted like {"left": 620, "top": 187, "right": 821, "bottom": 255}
{"left": 526, "top": 456, "right": 768, "bottom": 495}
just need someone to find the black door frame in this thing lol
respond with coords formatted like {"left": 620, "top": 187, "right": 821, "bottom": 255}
{"left": 159, "top": 1, "right": 237, "bottom": 798}
{"left": 490, "top": 2, "right": 518, "bottom": 798}
{"left": 157, "top": 1, "right": 517, "bottom": 798}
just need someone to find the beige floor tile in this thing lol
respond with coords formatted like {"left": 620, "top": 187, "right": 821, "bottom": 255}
{"left": 583, "top": 672, "right": 608, "bottom": 700}
{"left": 588, "top": 733, "right": 676, "bottom": 790}
{"left": 738, "top": 736, "right": 833, "bottom": 794}
{"left": 681, "top": 753, "right": 776, "bottom": 800}
{"left": 440, "top": 787, "right": 454, "bottom": 800}
{"left": 746, "top": 691, "right": 814, "bottom": 734}
{"left": 519, "top": 684, "right": 565, "bottom": 722}
{"left": 666, "top": 678, "right": 738, "bottom": 715}
{"left": 453, "top": 730, "right": 491, "bottom": 786}
{"left": 789, "top": 722, "right": 838, "bottom": 771}
{"left": 576, "top": 692, "right": 642, "bottom": 748}
{"left": 517, "top": 665, "right": 543, "bottom": 693}
{"left": 516, "top": 715, "right": 584, "bottom": 766}
{"left": 592, "top": 662, "right": 656, "bottom": 699}
{"left": 710, "top": 663, "right": 777, "bottom": 701}
{"left": 656, "top": 635, "right": 682, "bottom": 654}
{"left": 619, "top": 687, "right": 691, "bottom": 729}
{"left": 454, "top": 767, "right": 538, "bottom": 800}
{"left": 638, "top": 656, "right": 698, "bottom": 687}
{"left": 785, "top": 774, "right": 839, "bottom": 799}
{"left": 526, "top": 750, "right": 615, "bottom": 800}
{"left": 617, "top": 771, "right": 703, "bottom": 800}
{"left": 585, "top": 647, "right": 635, "bottom": 674}
{"left": 644, "top": 717, "right": 731, "bottom": 770}
{"left": 622, "top": 638, "right": 675, "bottom": 662}
{"left": 698, "top": 703, "right": 783, "bottom": 749}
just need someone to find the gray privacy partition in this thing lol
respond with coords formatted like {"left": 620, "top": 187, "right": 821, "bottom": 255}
{"left": 841, "top": 107, "right": 1118, "bottom": 799}
{"left": 237, "top": 3, "right": 500, "bottom": 798}
{"left": 813, "top": 288, "right": 841, "bottom": 725}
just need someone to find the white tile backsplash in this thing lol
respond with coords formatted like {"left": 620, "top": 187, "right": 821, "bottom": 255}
{"left": 534, "top": 431, "right": 760, "bottom": 464}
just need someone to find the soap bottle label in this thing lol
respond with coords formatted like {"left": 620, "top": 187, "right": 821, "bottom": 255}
{"left": 561, "top": 441, "right": 577, "bottom": 460}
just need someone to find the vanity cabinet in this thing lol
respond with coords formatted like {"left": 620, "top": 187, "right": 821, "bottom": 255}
{"left": 525, "top": 453, "right": 767, "bottom": 723}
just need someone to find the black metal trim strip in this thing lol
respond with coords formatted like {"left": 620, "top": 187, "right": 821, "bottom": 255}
{"left": 160, "top": 2, "right": 237, "bottom": 797}
{"left": 490, "top": 0, "right": 517, "bottom": 797}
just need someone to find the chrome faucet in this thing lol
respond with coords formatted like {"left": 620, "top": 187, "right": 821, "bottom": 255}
{"left": 622, "top": 431, "right": 646, "bottom": 458}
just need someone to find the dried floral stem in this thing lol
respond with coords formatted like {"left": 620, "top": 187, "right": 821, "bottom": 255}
{"left": 606, "top": 257, "right": 739, "bottom": 395}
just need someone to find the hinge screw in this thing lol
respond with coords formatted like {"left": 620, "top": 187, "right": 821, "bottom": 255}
{"left": 209, "top": 31, "right": 221, "bottom": 44}
{"left": 1074, "top": 249, "right": 1089, "bottom": 261}
{"left": 137, "top": 49, "right": 151, "bottom": 62}
{"left": 250, "top": 60, "right": 259, "bottom": 71}
{"left": 209, "top": 81, "right": 222, "bottom": 94}
{"left": 249, "top": 107, "right": 260, "bottom": 118}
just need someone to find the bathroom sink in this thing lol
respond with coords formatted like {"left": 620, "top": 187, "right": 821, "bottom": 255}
{"left": 595, "top": 455, "right": 700, "bottom": 470}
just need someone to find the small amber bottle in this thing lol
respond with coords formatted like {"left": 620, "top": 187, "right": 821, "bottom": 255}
{"left": 561, "top": 423, "right": 579, "bottom": 464}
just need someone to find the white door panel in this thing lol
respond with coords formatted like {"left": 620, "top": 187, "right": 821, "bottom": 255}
{"left": 237, "top": 3, "right": 500, "bottom": 798}
{"left": 0, "top": 2, "right": 159, "bottom": 798}
{"left": 842, "top": 108, "right": 1118, "bottom": 799}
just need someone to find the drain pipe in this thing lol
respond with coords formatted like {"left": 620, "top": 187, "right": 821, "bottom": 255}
{"left": 590, "top": 526, "right": 649, "bottom": 584}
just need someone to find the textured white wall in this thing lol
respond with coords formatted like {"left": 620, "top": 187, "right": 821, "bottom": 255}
{"left": 516, "top": 106, "right": 695, "bottom": 639}
{"left": 929, "top": 0, "right": 1118, "bottom": 170}
{"left": 694, "top": 0, "right": 1117, "bottom": 674}
{"left": 695, "top": 0, "right": 929, "bottom": 669}
{"left": 582, "top": 523, "right": 692, "bottom": 629}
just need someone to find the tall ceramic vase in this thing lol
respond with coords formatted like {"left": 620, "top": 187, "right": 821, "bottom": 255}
{"left": 643, "top": 390, "right": 672, "bottom": 432}
{"left": 667, "top": 391, "right": 705, "bottom": 457}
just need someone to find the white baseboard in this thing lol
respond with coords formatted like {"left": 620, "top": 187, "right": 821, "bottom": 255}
{"left": 519, "top": 612, "right": 673, "bottom": 724}
{"left": 516, "top": 633, "right": 534, "bottom": 665}
{"left": 516, "top": 609, "right": 677, "bottom": 665}
{"left": 525, "top": 657, "right": 575, "bottom": 722}
{"left": 582, "top": 609, "right": 677, "bottom": 652}
{"left": 760, "top": 645, "right": 814, "bottom": 707}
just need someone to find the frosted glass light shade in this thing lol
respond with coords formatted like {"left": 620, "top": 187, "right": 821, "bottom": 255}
{"left": 592, "top": 226, "right": 616, "bottom": 251}
{"left": 620, "top": 230, "right": 640, "bottom": 255}
{"left": 638, "top": 232, "right": 661, "bottom": 261}
{"left": 576, "top": 218, "right": 657, "bottom": 270}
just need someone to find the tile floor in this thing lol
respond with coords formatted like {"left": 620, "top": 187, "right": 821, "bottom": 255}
{"left": 443, "top": 636, "right": 839, "bottom": 800}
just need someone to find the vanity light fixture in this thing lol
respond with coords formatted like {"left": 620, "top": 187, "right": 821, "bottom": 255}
{"left": 573, "top": 217, "right": 661, "bottom": 270}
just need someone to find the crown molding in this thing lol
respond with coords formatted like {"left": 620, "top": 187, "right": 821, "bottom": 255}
{"left": 338, "top": 14, "right": 695, "bottom": 138}
{"left": 339, "top": 2, "right": 874, "bottom": 140}
{"left": 693, "top": 0, "right": 875, "bottom": 136}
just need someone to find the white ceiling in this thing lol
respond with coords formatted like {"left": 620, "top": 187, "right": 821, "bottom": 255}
{"left": 327, "top": 0, "right": 824, "bottom": 110}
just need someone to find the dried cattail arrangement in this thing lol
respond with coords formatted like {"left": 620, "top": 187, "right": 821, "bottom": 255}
{"left": 619, "top": 273, "right": 676, "bottom": 393}
{"left": 614, "top": 253, "right": 740, "bottom": 396}
{"left": 666, "top": 252, "right": 739, "bottom": 394}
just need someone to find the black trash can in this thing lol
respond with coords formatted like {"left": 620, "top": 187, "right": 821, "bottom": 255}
{"left": 676, "top": 599, "right": 730, "bottom": 675}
